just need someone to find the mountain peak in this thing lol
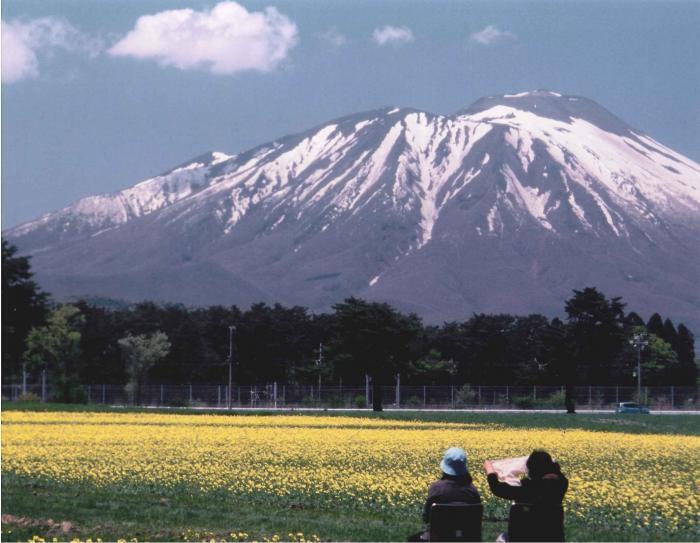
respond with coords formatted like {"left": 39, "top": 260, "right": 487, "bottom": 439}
{"left": 457, "top": 90, "right": 634, "bottom": 135}
{"left": 503, "top": 89, "right": 563, "bottom": 98}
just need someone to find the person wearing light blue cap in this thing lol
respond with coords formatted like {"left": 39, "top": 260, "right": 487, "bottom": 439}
{"left": 408, "top": 447, "right": 481, "bottom": 541}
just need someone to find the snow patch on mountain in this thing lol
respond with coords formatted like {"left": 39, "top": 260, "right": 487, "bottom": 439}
{"left": 9, "top": 92, "right": 700, "bottom": 259}
{"left": 503, "top": 165, "right": 554, "bottom": 231}
{"left": 344, "top": 121, "right": 403, "bottom": 211}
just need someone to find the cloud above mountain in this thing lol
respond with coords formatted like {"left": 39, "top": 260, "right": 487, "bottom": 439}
{"left": 318, "top": 29, "right": 348, "bottom": 48}
{"left": 1, "top": 17, "right": 102, "bottom": 83}
{"left": 108, "top": 1, "right": 298, "bottom": 75}
{"left": 372, "top": 25, "right": 414, "bottom": 46}
{"left": 469, "top": 25, "right": 515, "bottom": 45}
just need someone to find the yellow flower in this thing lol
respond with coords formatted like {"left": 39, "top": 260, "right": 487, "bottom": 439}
{"left": 2, "top": 411, "right": 698, "bottom": 537}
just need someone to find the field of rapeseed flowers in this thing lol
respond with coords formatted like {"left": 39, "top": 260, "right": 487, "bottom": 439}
{"left": 1, "top": 410, "right": 698, "bottom": 541}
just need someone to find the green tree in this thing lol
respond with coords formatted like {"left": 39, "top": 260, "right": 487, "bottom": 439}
{"left": 662, "top": 318, "right": 678, "bottom": 347}
{"left": 24, "top": 305, "right": 85, "bottom": 402}
{"left": 408, "top": 349, "right": 457, "bottom": 385}
{"left": 459, "top": 314, "right": 517, "bottom": 384}
{"left": 509, "top": 314, "right": 560, "bottom": 385}
{"left": 118, "top": 331, "right": 171, "bottom": 405}
{"left": 2, "top": 240, "right": 49, "bottom": 381}
{"left": 331, "top": 298, "right": 422, "bottom": 411}
{"left": 675, "top": 324, "right": 697, "bottom": 385}
{"left": 646, "top": 334, "right": 680, "bottom": 385}
{"left": 623, "top": 311, "right": 645, "bottom": 329}
{"left": 75, "top": 301, "right": 127, "bottom": 385}
{"left": 564, "top": 287, "right": 626, "bottom": 413}
{"left": 236, "top": 303, "right": 316, "bottom": 384}
{"left": 646, "top": 313, "right": 665, "bottom": 340}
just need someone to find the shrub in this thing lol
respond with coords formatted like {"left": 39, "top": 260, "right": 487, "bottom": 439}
{"left": 354, "top": 395, "right": 367, "bottom": 408}
{"left": 301, "top": 396, "right": 317, "bottom": 407}
{"left": 326, "top": 394, "right": 346, "bottom": 408}
{"left": 405, "top": 395, "right": 424, "bottom": 408}
{"left": 18, "top": 392, "right": 41, "bottom": 402}
{"left": 513, "top": 395, "right": 534, "bottom": 409}
{"left": 454, "top": 385, "right": 478, "bottom": 407}
{"left": 535, "top": 390, "right": 566, "bottom": 409}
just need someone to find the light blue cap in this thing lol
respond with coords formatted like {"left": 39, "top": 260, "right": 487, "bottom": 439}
{"left": 440, "top": 447, "right": 468, "bottom": 476}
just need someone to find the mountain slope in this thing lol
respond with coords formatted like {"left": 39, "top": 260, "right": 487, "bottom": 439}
{"left": 6, "top": 91, "right": 700, "bottom": 328}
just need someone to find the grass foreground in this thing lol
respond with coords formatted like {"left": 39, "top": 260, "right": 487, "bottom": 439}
{"left": 2, "top": 402, "right": 699, "bottom": 542}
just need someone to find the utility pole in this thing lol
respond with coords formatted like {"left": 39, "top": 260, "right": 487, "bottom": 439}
{"left": 395, "top": 373, "right": 400, "bottom": 407}
{"left": 41, "top": 368, "right": 47, "bottom": 402}
{"left": 365, "top": 374, "right": 370, "bottom": 407}
{"left": 317, "top": 342, "right": 324, "bottom": 398}
{"left": 630, "top": 332, "right": 648, "bottom": 404}
{"left": 227, "top": 325, "right": 236, "bottom": 410}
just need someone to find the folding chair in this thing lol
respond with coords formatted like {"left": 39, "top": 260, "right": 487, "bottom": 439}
{"left": 428, "top": 502, "right": 483, "bottom": 542}
{"left": 508, "top": 502, "right": 565, "bottom": 542}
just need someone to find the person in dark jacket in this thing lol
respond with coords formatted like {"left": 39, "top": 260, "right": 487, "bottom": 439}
{"left": 484, "top": 450, "right": 568, "bottom": 542}
{"left": 408, "top": 447, "right": 481, "bottom": 541}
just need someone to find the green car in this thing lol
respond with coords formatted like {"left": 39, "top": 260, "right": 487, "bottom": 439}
{"left": 615, "top": 402, "right": 650, "bottom": 414}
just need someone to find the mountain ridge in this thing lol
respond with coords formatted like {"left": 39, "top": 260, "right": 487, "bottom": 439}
{"left": 6, "top": 90, "right": 700, "bottom": 330}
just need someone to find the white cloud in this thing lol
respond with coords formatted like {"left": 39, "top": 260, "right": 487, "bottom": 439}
{"left": 1, "top": 17, "right": 101, "bottom": 84}
{"left": 470, "top": 25, "right": 516, "bottom": 45}
{"left": 2, "top": 21, "right": 38, "bottom": 83}
{"left": 372, "top": 25, "right": 414, "bottom": 46}
{"left": 108, "top": 1, "right": 298, "bottom": 75}
{"left": 318, "top": 29, "right": 347, "bottom": 48}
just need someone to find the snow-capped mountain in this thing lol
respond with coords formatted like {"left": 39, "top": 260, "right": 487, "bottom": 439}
{"left": 6, "top": 91, "right": 700, "bottom": 329}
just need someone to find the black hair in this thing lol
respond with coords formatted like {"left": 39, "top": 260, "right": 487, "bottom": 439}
{"left": 526, "top": 450, "right": 558, "bottom": 479}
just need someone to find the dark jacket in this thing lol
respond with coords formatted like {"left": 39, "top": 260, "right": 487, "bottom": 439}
{"left": 486, "top": 466, "right": 568, "bottom": 505}
{"left": 487, "top": 464, "right": 568, "bottom": 542}
{"left": 422, "top": 473, "right": 481, "bottom": 522}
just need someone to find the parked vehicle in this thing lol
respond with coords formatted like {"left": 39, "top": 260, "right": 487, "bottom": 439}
{"left": 616, "top": 402, "right": 650, "bottom": 414}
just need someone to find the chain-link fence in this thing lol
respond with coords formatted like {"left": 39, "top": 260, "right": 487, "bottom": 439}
{"left": 2, "top": 382, "right": 698, "bottom": 410}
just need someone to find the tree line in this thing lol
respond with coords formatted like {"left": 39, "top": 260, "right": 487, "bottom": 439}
{"left": 2, "top": 240, "right": 697, "bottom": 409}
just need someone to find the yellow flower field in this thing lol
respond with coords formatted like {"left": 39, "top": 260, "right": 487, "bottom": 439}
{"left": 2, "top": 411, "right": 699, "bottom": 538}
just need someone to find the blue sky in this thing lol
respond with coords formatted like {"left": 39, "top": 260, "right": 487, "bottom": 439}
{"left": 2, "top": 0, "right": 699, "bottom": 228}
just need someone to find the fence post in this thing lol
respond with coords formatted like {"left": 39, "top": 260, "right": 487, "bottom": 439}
{"left": 423, "top": 385, "right": 426, "bottom": 408}
{"left": 161, "top": 384, "right": 165, "bottom": 405}
{"left": 451, "top": 386, "right": 454, "bottom": 409}
{"left": 102, "top": 384, "right": 106, "bottom": 404}
{"left": 217, "top": 385, "right": 221, "bottom": 407}
{"left": 274, "top": 382, "right": 277, "bottom": 409}
{"left": 283, "top": 385, "right": 286, "bottom": 406}
{"left": 615, "top": 386, "right": 619, "bottom": 405}
{"left": 588, "top": 386, "right": 592, "bottom": 409}
{"left": 533, "top": 385, "right": 537, "bottom": 401}
{"left": 395, "top": 373, "right": 400, "bottom": 407}
{"left": 22, "top": 368, "right": 27, "bottom": 395}
{"left": 189, "top": 384, "right": 193, "bottom": 403}
{"left": 41, "top": 369, "right": 47, "bottom": 402}
{"left": 478, "top": 386, "right": 481, "bottom": 406}
{"left": 365, "top": 374, "right": 370, "bottom": 407}
{"left": 671, "top": 386, "right": 674, "bottom": 409}
{"left": 506, "top": 385, "right": 510, "bottom": 404}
